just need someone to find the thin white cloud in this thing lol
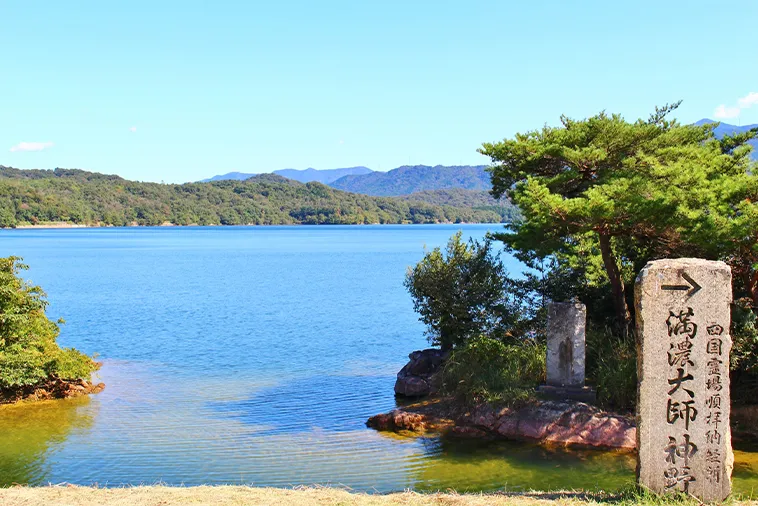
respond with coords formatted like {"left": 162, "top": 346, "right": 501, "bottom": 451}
{"left": 737, "top": 91, "right": 758, "bottom": 109}
{"left": 9, "top": 141, "right": 54, "bottom": 153}
{"left": 129, "top": 126, "right": 137, "bottom": 132}
{"left": 714, "top": 91, "right": 758, "bottom": 120}
{"left": 714, "top": 105, "right": 741, "bottom": 119}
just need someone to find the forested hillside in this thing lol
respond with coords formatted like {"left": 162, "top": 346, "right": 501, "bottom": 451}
{"left": 0, "top": 167, "right": 505, "bottom": 227}
{"left": 329, "top": 165, "right": 492, "bottom": 195}
{"left": 395, "top": 188, "right": 519, "bottom": 222}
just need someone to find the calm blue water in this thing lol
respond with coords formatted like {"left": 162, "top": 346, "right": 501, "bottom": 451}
{"left": 0, "top": 225, "right": 755, "bottom": 494}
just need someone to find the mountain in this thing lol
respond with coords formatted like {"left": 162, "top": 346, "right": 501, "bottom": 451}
{"left": 329, "top": 165, "right": 492, "bottom": 196}
{"left": 0, "top": 166, "right": 505, "bottom": 228}
{"left": 202, "top": 166, "right": 373, "bottom": 184}
{"left": 694, "top": 119, "right": 758, "bottom": 160}
{"left": 202, "top": 172, "right": 257, "bottom": 182}
{"left": 273, "top": 167, "right": 373, "bottom": 184}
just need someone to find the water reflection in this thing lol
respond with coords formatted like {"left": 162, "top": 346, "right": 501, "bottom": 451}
{"left": 0, "top": 396, "right": 95, "bottom": 485}
{"left": 407, "top": 436, "right": 636, "bottom": 493}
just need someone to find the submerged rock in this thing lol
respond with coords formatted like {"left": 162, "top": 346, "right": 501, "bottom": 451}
{"left": 394, "top": 348, "right": 448, "bottom": 398}
{"left": 367, "top": 398, "right": 636, "bottom": 450}
{"left": 366, "top": 410, "right": 430, "bottom": 432}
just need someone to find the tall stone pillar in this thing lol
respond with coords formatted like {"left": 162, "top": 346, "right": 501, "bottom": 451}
{"left": 636, "top": 258, "right": 733, "bottom": 502}
{"left": 538, "top": 302, "right": 595, "bottom": 402}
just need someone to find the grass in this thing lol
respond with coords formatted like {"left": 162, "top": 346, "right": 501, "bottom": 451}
{"left": 0, "top": 486, "right": 755, "bottom": 506}
{"left": 441, "top": 336, "right": 546, "bottom": 406}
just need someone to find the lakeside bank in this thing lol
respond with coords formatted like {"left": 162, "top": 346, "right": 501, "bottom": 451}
{"left": 1, "top": 486, "right": 756, "bottom": 506}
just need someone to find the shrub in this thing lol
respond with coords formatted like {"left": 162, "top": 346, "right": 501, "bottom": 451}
{"left": 404, "top": 232, "right": 524, "bottom": 351}
{"left": 441, "top": 335, "right": 545, "bottom": 406}
{"left": 0, "top": 256, "right": 98, "bottom": 389}
{"left": 586, "top": 326, "right": 637, "bottom": 412}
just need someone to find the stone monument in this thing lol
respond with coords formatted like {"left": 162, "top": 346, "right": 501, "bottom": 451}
{"left": 636, "top": 258, "right": 733, "bottom": 502}
{"left": 538, "top": 302, "right": 596, "bottom": 402}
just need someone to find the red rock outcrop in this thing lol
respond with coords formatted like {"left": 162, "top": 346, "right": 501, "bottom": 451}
{"left": 367, "top": 399, "right": 636, "bottom": 450}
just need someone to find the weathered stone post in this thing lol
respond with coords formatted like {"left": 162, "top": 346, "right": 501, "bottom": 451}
{"left": 538, "top": 302, "right": 595, "bottom": 402}
{"left": 636, "top": 258, "right": 733, "bottom": 502}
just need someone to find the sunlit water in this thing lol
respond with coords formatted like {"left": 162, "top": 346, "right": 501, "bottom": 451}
{"left": 0, "top": 225, "right": 755, "bottom": 495}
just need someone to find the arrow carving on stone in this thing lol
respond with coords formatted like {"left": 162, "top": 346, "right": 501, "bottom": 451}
{"left": 662, "top": 272, "right": 702, "bottom": 297}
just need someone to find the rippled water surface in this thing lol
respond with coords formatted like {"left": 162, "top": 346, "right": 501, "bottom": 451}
{"left": 0, "top": 225, "right": 756, "bottom": 494}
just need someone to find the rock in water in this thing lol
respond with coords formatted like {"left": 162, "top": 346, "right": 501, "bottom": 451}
{"left": 367, "top": 399, "right": 636, "bottom": 449}
{"left": 394, "top": 349, "right": 449, "bottom": 397}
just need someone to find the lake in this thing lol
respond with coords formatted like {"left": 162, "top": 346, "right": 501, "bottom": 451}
{"left": 0, "top": 225, "right": 756, "bottom": 494}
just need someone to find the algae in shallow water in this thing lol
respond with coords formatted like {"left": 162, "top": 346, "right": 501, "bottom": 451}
{"left": 0, "top": 396, "right": 94, "bottom": 485}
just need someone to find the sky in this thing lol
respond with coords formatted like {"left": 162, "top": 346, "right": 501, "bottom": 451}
{"left": 2, "top": 1, "right": 757, "bottom": 183}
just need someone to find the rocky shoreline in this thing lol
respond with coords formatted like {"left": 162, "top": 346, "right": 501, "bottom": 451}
{"left": 0, "top": 376, "right": 105, "bottom": 404}
{"left": 367, "top": 397, "right": 637, "bottom": 450}
{"left": 374, "top": 348, "right": 758, "bottom": 451}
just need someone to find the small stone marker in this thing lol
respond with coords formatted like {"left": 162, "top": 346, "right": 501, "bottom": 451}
{"left": 635, "top": 258, "right": 733, "bottom": 502}
{"left": 538, "top": 302, "right": 595, "bottom": 402}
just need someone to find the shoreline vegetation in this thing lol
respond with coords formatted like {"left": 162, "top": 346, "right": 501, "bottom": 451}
{"left": 4, "top": 220, "right": 500, "bottom": 230}
{"left": 0, "top": 257, "right": 102, "bottom": 406}
{"left": 0, "top": 166, "right": 519, "bottom": 228}
{"left": 1, "top": 486, "right": 756, "bottom": 506}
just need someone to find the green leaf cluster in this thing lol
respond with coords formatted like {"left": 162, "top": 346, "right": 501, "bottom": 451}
{"left": 0, "top": 257, "right": 98, "bottom": 389}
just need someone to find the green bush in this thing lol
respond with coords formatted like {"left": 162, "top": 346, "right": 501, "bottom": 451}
{"left": 586, "top": 326, "right": 637, "bottom": 412}
{"left": 405, "top": 232, "right": 525, "bottom": 351}
{"left": 441, "top": 335, "right": 545, "bottom": 406}
{"left": 0, "top": 256, "right": 98, "bottom": 389}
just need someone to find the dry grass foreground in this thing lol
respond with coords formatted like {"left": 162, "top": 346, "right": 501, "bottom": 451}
{"left": 0, "top": 486, "right": 757, "bottom": 506}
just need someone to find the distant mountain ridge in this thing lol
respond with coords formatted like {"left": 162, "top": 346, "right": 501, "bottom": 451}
{"left": 695, "top": 119, "right": 758, "bottom": 160}
{"left": 275, "top": 167, "right": 372, "bottom": 184}
{"left": 202, "top": 166, "right": 373, "bottom": 184}
{"left": 329, "top": 165, "right": 492, "bottom": 196}
{"left": 200, "top": 120, "right": 758, "bottom": 193}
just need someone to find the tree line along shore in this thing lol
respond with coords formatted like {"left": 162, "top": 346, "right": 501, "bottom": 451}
{"left": 0, "top": 167, "right": 518, "bottom": 228}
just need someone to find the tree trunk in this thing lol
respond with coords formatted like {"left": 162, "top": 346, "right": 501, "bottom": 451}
{"left": 598, "top": 231, "right": 631, "bottom": 337}
{"left": 750, "top": 270, "right": 758, "bottom": 310}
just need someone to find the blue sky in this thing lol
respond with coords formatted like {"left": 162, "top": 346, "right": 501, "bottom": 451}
{"left": 2, "top": 1, "right": 757, "bottom": 183}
